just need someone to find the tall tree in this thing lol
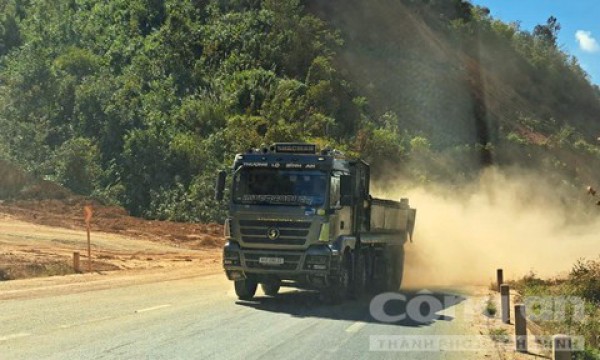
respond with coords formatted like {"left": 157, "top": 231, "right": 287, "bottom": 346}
{"left": 533, "top": 16, "right": 561, "bottom": 46}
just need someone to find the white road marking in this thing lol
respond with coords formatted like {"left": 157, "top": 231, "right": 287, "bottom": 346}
{"left": 59, "top": 316, "right": 113, "bottom": 329}
{"left": 345, "top": 321, "right": 366, "bottom": 333}
{"left": 135, "top": 304, "right": 171, "bottom": 313}
{"left": 0, "top": 332, "right": 31, "bottom": 342}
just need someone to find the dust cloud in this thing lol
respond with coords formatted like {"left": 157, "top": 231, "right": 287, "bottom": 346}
{"left": 374, "top": 168, "right": 600, "bottom": 287}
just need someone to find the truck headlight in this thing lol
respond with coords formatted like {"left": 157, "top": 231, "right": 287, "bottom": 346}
{"left": 306, "top": 255, "right": 327, "bottom": 264}
{"left": 223, "top": 250, "right": 239, "bottom": 266}
{"left": 318, "top": 222, "right": 330, "bottom": 242}
{"left": 305, "top": 255, "right": 329, "bottom": 270}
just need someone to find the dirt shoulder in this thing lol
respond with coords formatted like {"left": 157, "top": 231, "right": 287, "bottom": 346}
{"left": 0, "top": 198, "right": 224, "bottom": 284}
{"left": 0, "top": 262, "right": 223, "bottom": 301}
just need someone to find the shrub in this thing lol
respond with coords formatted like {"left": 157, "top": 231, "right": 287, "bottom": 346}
{"left": 49, "top": 137, "right": 102, "bottom": 195}
{"left": 484, "top": 295, "right": 497, "bottom": 317}
{"left": 569, "top": 258, "right": 600, "bottom": 304}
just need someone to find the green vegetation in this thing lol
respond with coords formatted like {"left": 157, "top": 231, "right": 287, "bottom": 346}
{"left": 512, "top": 261, "right": 600, "bottom": 359}
{"left": 484, "top": 295, "right": 497, "bottom": 317}
{"left": 1, "top": 0, "right": 600, "bottom": 222}
{"left": 488, "top": 327, "right": 509, "bottom": 343}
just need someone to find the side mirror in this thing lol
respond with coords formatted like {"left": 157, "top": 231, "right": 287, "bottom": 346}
{"left": 340, "top": 175, "right": 354, "bottom": 206}
{"left": 215, "top": 170, "right": 227, "bottom": 201}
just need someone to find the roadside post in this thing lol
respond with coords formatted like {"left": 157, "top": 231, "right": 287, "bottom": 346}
{"left": 500, "top": 284, "right": 510, "bottom": 324}
{"left": 73, "top": 252, "right": 80, "bottom": 273}
{"left": 515, "top": 304, "right": 527, "bottom": 352}
{"left": 84, "top": 205, "right": 93, "bottom": 272}
{"left": 552, "top": 334, "right": 572, "bottom": 360}
{"left": 496, "top": 268, "right": 503, "bottom": 291}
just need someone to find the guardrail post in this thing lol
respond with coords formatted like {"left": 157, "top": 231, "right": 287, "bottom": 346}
{"left": 515, "top": 304, "right": 527, "bottom": 352}
{"left": 496, "top": 268, "right": 503, "bottom": 291}
{"left": 73, "top": 252, "right": 80, "bottom": 273}
{"left": 500, "top": 284, "right": 510, "bottom": 324}
{"left": 552, "top": 334, "right": 572, "bottom": 360}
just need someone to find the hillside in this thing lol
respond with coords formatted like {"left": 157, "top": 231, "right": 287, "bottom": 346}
{"left": 1, "top": 0, "right": 600, "bottom": 221}
{"left": 310, "top": 0, "right": 600, "bottom": 184}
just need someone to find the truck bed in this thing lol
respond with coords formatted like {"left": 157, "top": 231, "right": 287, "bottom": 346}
{"left": 361, "top": 197, "right": 416, "bottom": 245}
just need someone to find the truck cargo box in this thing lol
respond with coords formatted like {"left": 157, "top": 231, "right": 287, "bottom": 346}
{"left": 370, "top": 198, "right": 416, "bottom": 237}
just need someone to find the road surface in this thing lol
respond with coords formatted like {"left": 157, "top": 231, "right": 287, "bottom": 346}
{"left": 0, "top": 271, "right": 502, "bottom": 359}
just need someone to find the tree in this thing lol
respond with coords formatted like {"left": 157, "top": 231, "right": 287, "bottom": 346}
{"left": 533, "top": 16, "right": 560, "bottom": 46}
{"left": 50, "top": 137, "right": 101, "bottom": 195}
{"left": 0, "top": 0, "right": 22, "bottom": 56}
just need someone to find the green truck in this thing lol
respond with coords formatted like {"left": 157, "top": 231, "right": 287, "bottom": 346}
{"left": 215, "top": 143, "right": 416, "bottom": 303}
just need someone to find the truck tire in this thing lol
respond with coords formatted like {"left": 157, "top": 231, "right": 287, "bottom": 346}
{"left": 321, "top": 254, "right": 351, "bottom": 304}
{"left": 370, "top": 246, "right": 404, "bottom": 293}
{"left": 394, "top": 247, "right": 405, "bottom": 289}
{"left": 352, "top": 252, "right": 367, "bottom": 299}
{"left": 371, "top": 251, "right": 388, "bottom": 294}
{"left": 386, "top": 246, "right": 404, "bottom": 291}
{"left": 234, "top": 279, "right": 258, "bottom": 300}
{"left": 261, "top": 281, "right": 281, "bottom": 296}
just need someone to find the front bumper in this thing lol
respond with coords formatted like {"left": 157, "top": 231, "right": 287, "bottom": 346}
{"left": 223, "top": 241, "right": 340, "bottom": 287}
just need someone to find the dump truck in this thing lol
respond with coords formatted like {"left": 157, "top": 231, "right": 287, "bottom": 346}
{"left": 215, "top": 143, "right": 416, "bottom": 303}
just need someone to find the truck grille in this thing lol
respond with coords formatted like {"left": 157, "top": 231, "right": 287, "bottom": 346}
{"left": 244, "top": 253, "right": 302, "bottom": 271}
{"left": 238, "top": 220, "right": 311, "bottom": 246}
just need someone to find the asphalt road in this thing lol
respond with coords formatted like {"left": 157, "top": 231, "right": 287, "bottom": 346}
{"left": 0, "top": 273, "right": 500, "bottom": 359}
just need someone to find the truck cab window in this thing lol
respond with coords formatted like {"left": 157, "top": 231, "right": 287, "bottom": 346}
{"left": 233, "top": 168, "right": 327, "bottom": 206}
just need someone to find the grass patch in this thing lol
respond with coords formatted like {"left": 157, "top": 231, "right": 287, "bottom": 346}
{"left": 488, "top": 328, "right": 509, "bottom": 343}
{"left": 512, "top": 260, "right": 600, "bottom": 358}
{"left": 484, "top": 295, "right": 497, "bottom": 317}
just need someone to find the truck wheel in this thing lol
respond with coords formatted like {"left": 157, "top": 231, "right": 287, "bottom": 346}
{"left": 261, "top": 281, "right": 281, "bottom": 296}
{"left": 394, "top": 247, "right": 405, "bottom": 289}
{"left": 234, "top": 279, "right": 257, "bottom": 300}
{"left": 371, "top": 253, "right": 388, "bottom": 294}
{"left": 320, "top": 255, "right": 351, "bottom": 304}
{"left": 386, "top": 247, "right": 405, "bottom": 291}
{"left": 352, "top": 252, "right": 367, "bottom": 299}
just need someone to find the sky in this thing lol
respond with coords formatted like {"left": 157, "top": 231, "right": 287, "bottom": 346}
{"left": 470, "top": 0, "right": 600, "bottom": 85}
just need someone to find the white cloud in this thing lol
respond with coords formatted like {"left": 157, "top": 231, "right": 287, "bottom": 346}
{"left": 575, "top": 30, "right": 600, "bottom": 53}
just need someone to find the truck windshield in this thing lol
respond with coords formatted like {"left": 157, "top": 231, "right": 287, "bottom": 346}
{"left": 233, "top": 168, "right": 327, "bottom": 206}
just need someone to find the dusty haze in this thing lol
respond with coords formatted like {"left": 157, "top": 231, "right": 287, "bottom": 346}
{"left": 374, "top": 168, "right": 600, "bottom": 287}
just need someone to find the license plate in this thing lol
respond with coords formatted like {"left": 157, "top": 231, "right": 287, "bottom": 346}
{"left": 259, "top": 257, "right": 284, "bottom": 266}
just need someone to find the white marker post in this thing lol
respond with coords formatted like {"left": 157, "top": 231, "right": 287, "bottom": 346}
{"left": 500, "top": 284, "right": 510, "bottom": 324}
{"left": 515, "top": 304, "right": 527, "bottom": 352}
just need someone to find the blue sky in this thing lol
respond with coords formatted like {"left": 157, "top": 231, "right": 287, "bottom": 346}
{"left": 470, "top": 0, "right": 600, "bottom": 85}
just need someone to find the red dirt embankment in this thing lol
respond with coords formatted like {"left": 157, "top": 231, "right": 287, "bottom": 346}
{"left": 0, "top": 158, "right": 223, "bottom": 250}
{"left": 0, "top": 197, "right": 225, "bottom": 281}
{"left": 0, "top": 198, "right": 224, "bottom": 250}
{"left": 0, "top": 163, "right": 225, "bottom": 280}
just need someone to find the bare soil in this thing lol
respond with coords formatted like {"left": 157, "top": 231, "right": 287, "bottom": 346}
{"left": 0, "top": 198, "right": 224, "bottom": 282}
